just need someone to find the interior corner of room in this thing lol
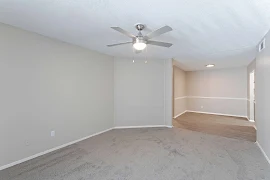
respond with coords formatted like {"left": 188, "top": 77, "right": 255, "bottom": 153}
{"left": 1, "top": 1, "right": 270, "bottom": 178}
{"left": 0, "top": 23, "right": 173, "bottom": 170}
{"left": 173, "top": 63, "right": 251, "bottom": 119}
{"left": 172, "top": 32, "right": 270, "bottom": 162}
{"left": 172, "top": 59, "right": 259, "bottom": 141}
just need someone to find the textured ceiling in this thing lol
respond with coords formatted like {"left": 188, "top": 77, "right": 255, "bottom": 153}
{"left": 0, "top": 0, "right": 270, "bottom": 70}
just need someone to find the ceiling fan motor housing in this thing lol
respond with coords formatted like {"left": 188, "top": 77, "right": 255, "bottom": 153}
{"left": 134, "top": 37, "right": 146, "bottom": 44}
{"left": 135, "top": 24, "right": 145, "bottom": 31}
{"left": 107, "top": 24, "right": 173, "bottom": 50}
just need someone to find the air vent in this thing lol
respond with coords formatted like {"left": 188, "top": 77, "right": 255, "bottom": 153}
{"left": 259, "top": 38, "right": 265, "bottom": 52}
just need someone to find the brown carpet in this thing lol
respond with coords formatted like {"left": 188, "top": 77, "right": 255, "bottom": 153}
{"left": 173, "top": 112, "right": 256, "bottom": 142}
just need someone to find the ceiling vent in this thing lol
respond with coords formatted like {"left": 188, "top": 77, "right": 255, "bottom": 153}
{"left": 259, "top": 38, "right": 266, "bottom": 52}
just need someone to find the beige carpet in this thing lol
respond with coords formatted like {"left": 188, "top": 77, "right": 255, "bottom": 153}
{"left": 173, "top": 112, "right": 256, "bottom": 142}
{"left": 1, "top": 128, "right": 269, "bottom": 180}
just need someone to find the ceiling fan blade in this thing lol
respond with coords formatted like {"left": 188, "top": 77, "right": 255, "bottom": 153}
{"left": 111, "top": 27, "right": 136, "bottom": 38}
{"left": 145, "top": 26, "right": 172, "bottom": 39}
{"left": 107, "top": 42, "right": 132, "bottom": 47}
{"left": 147, "top": 40, "right": 173, "bottom": 47}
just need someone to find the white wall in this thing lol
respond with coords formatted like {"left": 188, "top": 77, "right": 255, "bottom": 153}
{"left": 247, "top": 60, "right": 256, "bottom": 120}
{"left": 164, "top": 59, "right": 173, "bottom": 127}
{"left": 0, "top": 23, "right": 114, "bottom": 167}
{"left": 255, "top": 32, "right": 270, "bottom": 161}
{"left": 186, "top": 67, "right": 247, "bottom": 117}
{"left": 114, "top": 58, "right": 167, "bottom": 127}
{"left": 173, "top": 66, "right": 186, "bottom": 117}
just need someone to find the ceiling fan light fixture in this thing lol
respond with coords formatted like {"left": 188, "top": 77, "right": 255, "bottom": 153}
{"left": 133, "top": 42, "right": 146, "bottom": 50}
{"left": 133, "top": 38, "right": 146, "bottom": 50}
{"left": 107, "top": 24, "right": 173, "bottom": 52}
{"left": 206, "top": 64, "right": 215, "bottom": 68}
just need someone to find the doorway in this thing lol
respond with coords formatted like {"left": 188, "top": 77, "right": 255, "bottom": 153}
{"left": 249, "top": 71, "right": 255, "bottom": 122}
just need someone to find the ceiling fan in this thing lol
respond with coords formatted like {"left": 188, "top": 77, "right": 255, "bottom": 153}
{"left": 107, "top": 24, "right": 173, "bottom": 53}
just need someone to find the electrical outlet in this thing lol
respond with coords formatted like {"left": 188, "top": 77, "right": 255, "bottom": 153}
{"left": 51, "top": 130, "right": 55, "bottom": 137}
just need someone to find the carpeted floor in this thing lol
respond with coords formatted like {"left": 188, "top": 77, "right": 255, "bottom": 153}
{"left": 173, "top": 112, "right": 256, "bottom": 142}
{"left": 1, "top": 128, "right": 269, "bottom": 180}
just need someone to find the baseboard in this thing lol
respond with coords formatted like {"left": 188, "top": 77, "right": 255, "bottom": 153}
{"left": 253, "top": 125, "right": 257, "bottom": 130}
{"left": 0, "top": 124, "right": 172, "bottom": 171}
{"left": 114, "top": 125, "right": 168, "bottom": 129}
{"left": 256, "top": 141, "right": 270, "bottom": 164}
{"left": 173, "top": 110, "right": 187, "bottom": 118}
{"left": 174, "top": 96, "right": 187, "bottom": 100}
{"left": 186, "top": 110, "right": 248, "bottom": 119}
{"left": 0, "top": 128, "right": 113, "bottom": 171}
{"left": 187, "top": 96, "right": 247, "bottom": 100}
{"left": 246, "top": 116, "right": 255, "bottom": 122}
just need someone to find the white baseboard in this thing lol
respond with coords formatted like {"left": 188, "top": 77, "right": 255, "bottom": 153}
{"left": 114, "top": 125, "right": 168, "bottom": 129}
{"left": 253, "top": 125, "right": 257, "bottom": 130}
{"left": 0, "top": 125, "right": 172, "bottom": 171}
{"left": 246, "top": 116, "right": 255, "bottom": 122}
{"left": 186, "top": 110, "right": 248, "bottom": 119}
{"left": 174, "top": 96, "right": 187, "bottom": 100}
{"left": 187, "top": 96, "right": 247, "bottom": 100}
{"left": 256, "top": 141, "right": 270, "bottom": 164}
{"left": 0, "top": 128, "right": 113, "bottom": 171}
{"left": 173, "top": 110, "right": 187, "bottom": 118}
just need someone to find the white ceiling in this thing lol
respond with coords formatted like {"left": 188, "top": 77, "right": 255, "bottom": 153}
{"left": 0, "top": 0, "right": 270, "bottom": 71}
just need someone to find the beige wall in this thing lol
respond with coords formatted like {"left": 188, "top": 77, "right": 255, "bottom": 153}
{"left": 0, "top": 23, "right": 114, "bottom": 167}
{"left": 186, "top": 67, "right": 247, "bottom": 117}
{"left": 247, "top": 60, "right": 256, "bottom": 120}
{"left": 255, "top": 32, "right": 270, "bottom": 161}
{"left": 114, "top": 58, "right": 168, "bottom": 127}
{"left": 173, "top": 66, "right": 187, "bottom": 117}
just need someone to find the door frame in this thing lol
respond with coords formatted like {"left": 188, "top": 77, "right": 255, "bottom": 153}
{"left": 249, "top": 70, "right": 255, "bottom": 122}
